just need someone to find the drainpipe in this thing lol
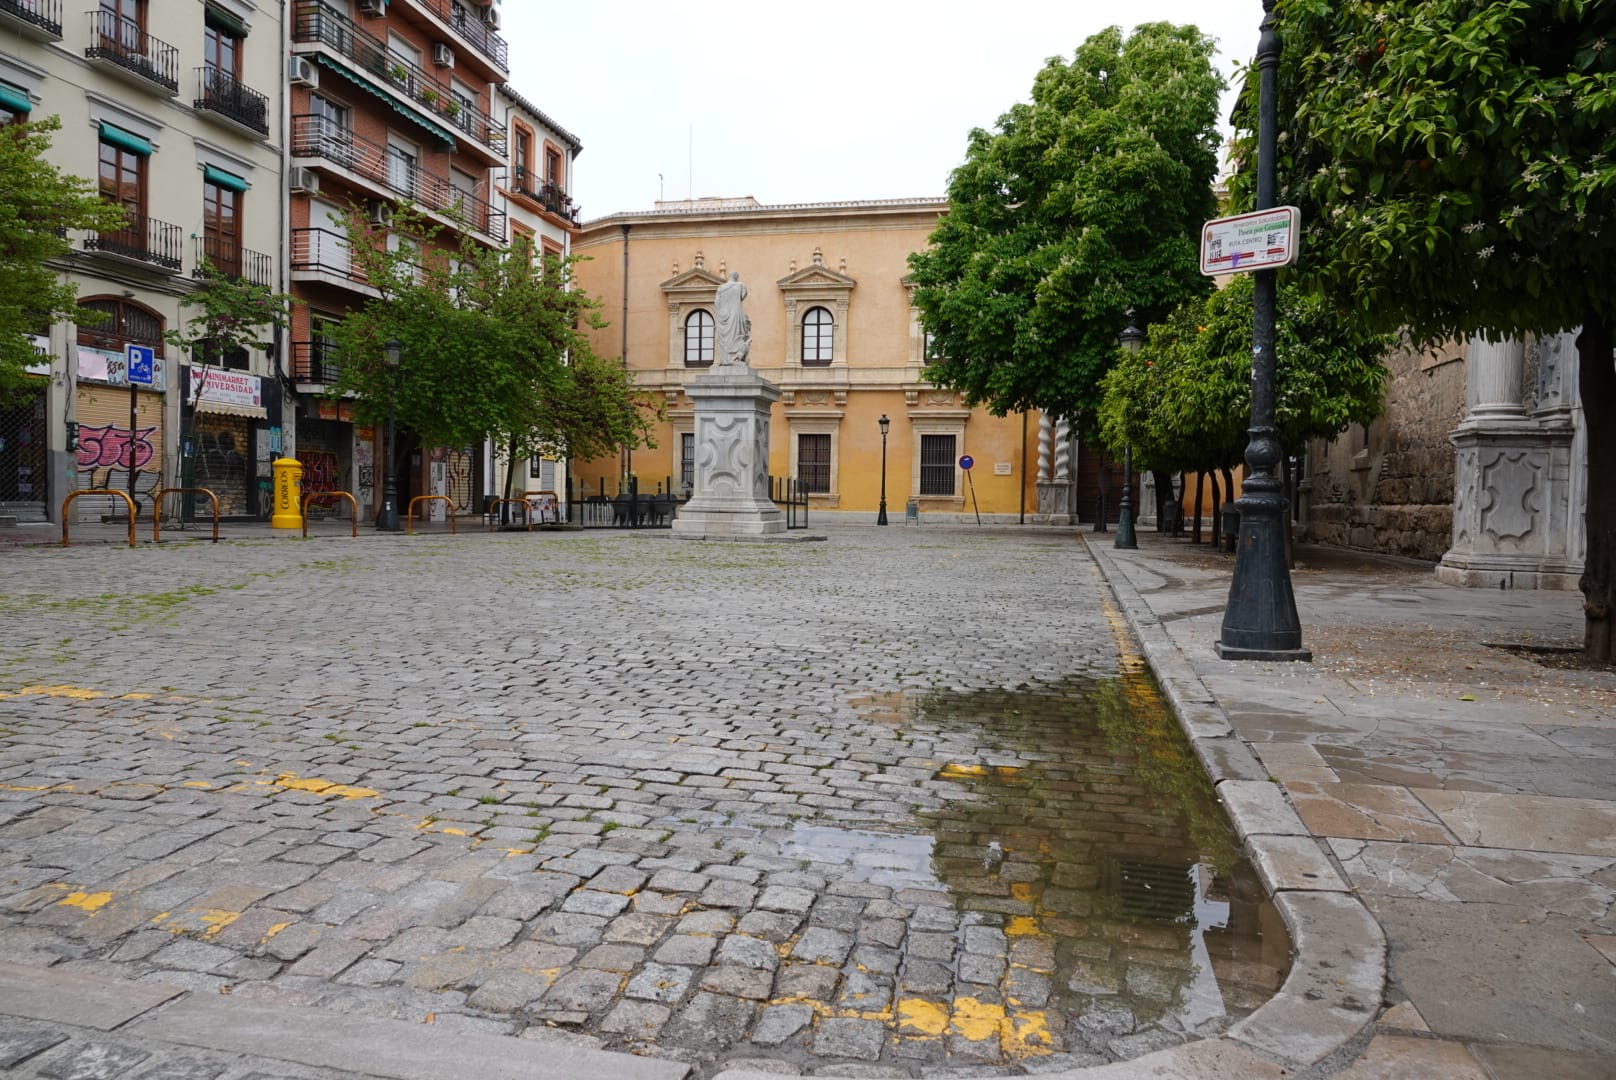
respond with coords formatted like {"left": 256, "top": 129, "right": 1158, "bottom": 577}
{"left": 620, "top": 222, "right": 630, "bottom": 487}
{"left": 1019, "top": 411, "right": 1027, "bottom": 524}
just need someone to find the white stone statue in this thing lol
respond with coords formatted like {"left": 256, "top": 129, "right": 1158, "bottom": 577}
{"left": 714, "top": 271, "right": 751, "bottom": 366}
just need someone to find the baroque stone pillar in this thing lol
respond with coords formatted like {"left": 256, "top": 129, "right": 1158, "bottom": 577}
{"left": 1436, "top": 333, "right": 1581, "bottom": 589}
{"left": 1035, "top": 414, "right": 1073, "bottom": 523}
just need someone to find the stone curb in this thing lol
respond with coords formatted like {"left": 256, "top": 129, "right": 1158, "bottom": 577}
{"left": 1081, "top": 540, "right": 1387, "bottom": 1073}
{"left": 0, "top": 960, "right": 691, "bottom": 1080}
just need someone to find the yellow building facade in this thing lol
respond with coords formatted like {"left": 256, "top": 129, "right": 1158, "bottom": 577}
{"left": 571, "top": 198, "right": 1046, "bottom": 521}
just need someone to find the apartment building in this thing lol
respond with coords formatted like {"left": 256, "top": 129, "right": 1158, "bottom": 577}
{"left": 285, "top": 0, "right": 508, "bottom": 521}
{"left": 1, "top": 0, "right": 284, "bottom": 522}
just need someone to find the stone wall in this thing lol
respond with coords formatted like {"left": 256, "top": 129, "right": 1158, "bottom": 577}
{"left": 1299, "top": 340, "right": 1467, "bottom": 561}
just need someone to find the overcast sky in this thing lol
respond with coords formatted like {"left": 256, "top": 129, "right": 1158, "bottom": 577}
{"left": 499, "top": 2, "right": 1266, "bottom": 221}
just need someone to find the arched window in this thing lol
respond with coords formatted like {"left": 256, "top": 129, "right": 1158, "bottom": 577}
{"left": 801, "top": 305, "right": 833, "bottom": 367}
{"left": 77, "top": 296, "right": 165, "bottom": 356}
{"left": 684, "top": 309, "right": 714, "bottom": 367}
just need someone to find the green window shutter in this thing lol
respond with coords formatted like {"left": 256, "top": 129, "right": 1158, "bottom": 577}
{"left": 98, "top": 122, "right": 152, "bottom": 156}
{"left": 204, "top": 4, "right": 249, "bottom": 38}
{"left": 0, "top": 83, "right": 30, "bottom": 115}
{"left": 203, "top": 165, "right": 248, "bottom": 192}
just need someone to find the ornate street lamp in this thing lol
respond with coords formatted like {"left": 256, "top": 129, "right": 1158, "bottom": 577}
{"left": 1215, "top": 0, "right": 1310, "bottom": 660}
{"left": 1115, "top": 319, "right": 1144, "bottom": 549}
{"left": 377, "top": 339, "right": 402, "bottom": 532}
{"left": 877, "top": 414, "right": 890, "bottom": 526}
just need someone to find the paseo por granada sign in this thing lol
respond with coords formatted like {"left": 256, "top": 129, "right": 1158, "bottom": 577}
{"left": 1200, "top": 206, "right": 1301, "bottom": 275}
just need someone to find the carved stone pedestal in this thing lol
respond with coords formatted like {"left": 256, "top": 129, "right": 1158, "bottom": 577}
{"left": 1036, "top": 482, "right": 1073, "bottom": 523}
{"left": 670, "top": 366, "right": 786, "bottom": 539}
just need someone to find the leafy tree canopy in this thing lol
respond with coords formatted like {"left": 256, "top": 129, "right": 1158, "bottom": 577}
{"left": 1097, "top": 274, "right": 1392, "bottom": 474}
{"left": 327, "top": 209, "right": 655, "bottom": 468}
{"left": 908, "top": 23, "right": 1226, "bottom": 429}
{"left": 164, "top": 262, "right": 291, "bottom": 365}
{"left": 0, "top": 116, "right": 127, "bottom": 390}
{"left": 1232, "top": 0, "right": 1616, "bottom": 343}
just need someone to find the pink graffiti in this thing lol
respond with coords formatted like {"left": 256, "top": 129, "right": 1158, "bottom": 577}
{"left": 444, "top": 447, "right": 473, "bottom": 512}
{"left": 77, "top": 424, "right": 156, "bottom": 471}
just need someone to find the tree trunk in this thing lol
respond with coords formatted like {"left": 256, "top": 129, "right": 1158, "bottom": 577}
{"left": 1153, "top": 469, "right": 1175, "bottom": 532}
{"left": 1209, "top": 471, "right": 1222, "bottom": 549}
{"left": 1579, "top": 312, "right": 1614, "bottom": 661}
{"left": 1192, "top": 473, "right": 1204, "bottom": 545}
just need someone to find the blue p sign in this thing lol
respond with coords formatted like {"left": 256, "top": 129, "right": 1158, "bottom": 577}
{"left": 126, "top": 344, "right": 155, "bottom": 387}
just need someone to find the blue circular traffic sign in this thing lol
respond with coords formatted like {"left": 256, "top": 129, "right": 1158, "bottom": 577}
{"left": 958, "top": 455, "right": 974, "bottom": 470}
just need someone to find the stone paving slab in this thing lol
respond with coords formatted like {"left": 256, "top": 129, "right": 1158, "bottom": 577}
{"left": 0, "top": 960, "right": 180, "bottom": 1029}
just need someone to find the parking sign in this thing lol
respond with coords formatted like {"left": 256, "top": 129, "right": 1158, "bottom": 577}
{"left": 126, "top": 344, "right": 155, "bottom": 387}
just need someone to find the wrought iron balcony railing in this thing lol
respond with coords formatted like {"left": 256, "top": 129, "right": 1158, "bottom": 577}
{"left": 291, "top": 341, "right": 343, "bottom": 385}
{"left": 194, "top": 67, "right": 269, "bottom": 136}
{"left": 292, "top": 1, "right": 505, "bottom": 156}
{"left": 84, "top": 9, "right": 179, "bottom": 93}
{"left": 513, "top": 167, "right": 580, "bottom": 225}
{"left": 420, "top": 0, "right": 508, "bottom": 72}
{"left": 290, "top": 226, "right": 371, "bottom": 288}
{"left": 84, "top": 212, "right": 182, "bottom": 270}
{"left": 194, "top": 236, "right": 273, "bottom": 287}
{"left": 0, "top": 0, "right": 62, "bottom": 38}
{"left": 292, "top": 114, "right": 506, "bottom": 241}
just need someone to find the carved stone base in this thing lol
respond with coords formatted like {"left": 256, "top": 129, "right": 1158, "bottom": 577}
{"left": 1036, "top": 481, "right": 1073, "bottom": 523}
{"left": 1437, "top": 421, "right": 1579, "bottom": 590}
{"left": 671, "top": 367, "right": 786, "bottom": 539}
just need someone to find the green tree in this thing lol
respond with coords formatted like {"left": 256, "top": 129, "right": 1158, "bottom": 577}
{"left": 164, "top": 261, "right": 291, "bottom": 369}
{"left": 907, "top": 23, "right": 1226, "bottom": 428}
{"left": 327, "top": 209, "right": 655, "bottom": 491}
{"left": 1098, "top": 275, "right": 1391, "bottom": 488}
{"left": 0, "top": 117, "right": 127, "bottom": 388}
{"left": 1242, "top": 0, "right": 1616, "bottom": 659}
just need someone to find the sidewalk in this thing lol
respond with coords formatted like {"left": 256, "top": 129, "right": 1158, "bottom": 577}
{"left": 1089, "top": 534, "right": 1616, "bottom": 1080}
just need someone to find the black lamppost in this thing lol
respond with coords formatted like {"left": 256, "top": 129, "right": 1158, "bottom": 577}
{"left": 1215, "top": 0, "right": 1310, "bottom": 661}
{"left": 1115, "top": 319, "right": 1144, "bottom": 549}
{"left": 377, "top": 339, "right": 402, "bottom": 532}
{"left": 876, "top": 414, "right": 890, "bottom": 526}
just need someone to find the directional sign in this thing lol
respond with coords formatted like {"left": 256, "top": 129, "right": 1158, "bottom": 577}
{"left": 1200, "top": 206, "right": 1300, "bottom": 276}
{"left": 125, "top": 344, "right": 155, "bottom": 387}
{"left": 958, "top": 455, "right": 974, "bottom": 471}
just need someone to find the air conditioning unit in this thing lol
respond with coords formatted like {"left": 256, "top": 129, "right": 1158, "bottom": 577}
{"left": 289, "top": 167, "right": 319, "bottom": 194}
{"left": 357, "top": 0, "right": 385, "bottom": 15}
{"left": 432, "top": 43, "right": 455, "bottom": 69}
{"left": 481, "top": 4, "right": 500, "bottom": 30}
{"left": 367, "top": 202, "right": 394, "bottom": 227}
{"left": 288, "top": 56, "right": 319, "bottom": 88}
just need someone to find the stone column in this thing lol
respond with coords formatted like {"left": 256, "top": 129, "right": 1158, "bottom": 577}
{"left": 1436, "top": 333, "right": 1580, "bottom": 589}
{"left": 1035, "top": 414, "right": 1073, "bottom": 523}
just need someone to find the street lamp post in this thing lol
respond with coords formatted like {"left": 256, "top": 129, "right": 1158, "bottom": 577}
{"left": 377, "top": 339, "right": 402, "bottom": 532}
{"left": 1115, "top": 319, "right": 1144, "bottom": 549}
{"left": 876, "top": 414, "right": 890, "bottom": 526}
{"left": 1215, "top": 0, "right": 1310, "bottom": 661}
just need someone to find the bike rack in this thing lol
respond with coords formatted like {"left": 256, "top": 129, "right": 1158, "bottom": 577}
{"left": 302, "top": 491, "right": 359, "bottom": 539}
{"left": 151, "top": 487, "right": 220, "bottom": 544}
{"left": 486, "top": 498, "right": 532, "bottom": 531}
{"left": 406, "top": 494, "right": 456, "bottom": 535}
{"left": 60, "top": 489, "right": 136, "bottom": 548}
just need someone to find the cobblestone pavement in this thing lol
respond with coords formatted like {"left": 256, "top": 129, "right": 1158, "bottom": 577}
{"left": 0, "top": 526, "right": 1278, "bottom": 1078}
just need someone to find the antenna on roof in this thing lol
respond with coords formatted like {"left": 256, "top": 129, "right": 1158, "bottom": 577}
{"left": 688, "top": 124, "right": 694, "bottom": 200}
{"left": 659, "top": 173, "right": 664, "bottom": 202}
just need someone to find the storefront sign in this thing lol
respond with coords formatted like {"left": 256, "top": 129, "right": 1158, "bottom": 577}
{"left": 81, "top": 346, "right": 168, "bottom": 391}
{"left": 189, "top": 368, "right": 263, "bottom": 410}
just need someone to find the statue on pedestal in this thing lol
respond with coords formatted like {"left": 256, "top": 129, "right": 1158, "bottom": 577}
{"left": 714, "top": 271, "right": 751, "bottom": 366}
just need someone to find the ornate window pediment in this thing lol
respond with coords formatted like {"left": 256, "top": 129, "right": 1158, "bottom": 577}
{"left": 778, "top": 248, "right": 855, "bottom": 367}
{"left": 660, "top": 251, "right": 728, "bottom": 369}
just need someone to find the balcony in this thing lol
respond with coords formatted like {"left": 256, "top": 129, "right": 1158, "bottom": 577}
{"left": 292, "top": 1, "right": 506, "bottom": 161}
{"left": 291, "top": 226, "right": 374, "bottom": 294}
{"left": 84, "top": 10, "right": 179, "bottom": 94}
{"left": 194, "top": 236, "right": 273, "bottom": 287}
{"left": 513, "top": 167, "right": 580, "bottom": 226}
{"left": 291, "top": 341, "right": 343, "bottom": 385}
{"left": 0, "top": 0, "right": 62, "bottom": 40}
{"left": 194, "top": 67, "right": 270, "bottom": 137}
{"left": 292, "top": 114, "right": 507, "bottom": 242}
{"left": 407, "top": 0, "right": 508, "bottom": 74}
{"left": 83, "top": 213, "right": 182, "bottom": 271}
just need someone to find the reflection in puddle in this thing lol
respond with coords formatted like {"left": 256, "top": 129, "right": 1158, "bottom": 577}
{"left": 741, "top": 676, "right": 1287, "bottom": 1072}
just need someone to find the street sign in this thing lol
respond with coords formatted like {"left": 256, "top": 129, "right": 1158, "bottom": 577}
{"left": 958, "top": 455, "right": 974, "bottom": 471}
{"left": 126, "top": 344, "right": 155, "bottom": 387}
{"left": 1200, "top": 206, "right": 1300, "bottom": 275}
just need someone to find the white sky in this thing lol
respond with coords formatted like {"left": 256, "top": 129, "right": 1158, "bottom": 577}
{"left": 500, "top": 2, "right": 1266, "bottom": 221}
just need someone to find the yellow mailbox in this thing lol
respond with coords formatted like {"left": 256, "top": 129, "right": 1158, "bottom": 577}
{"left": 271, "top": 457, "right": 304, "bottom": 530}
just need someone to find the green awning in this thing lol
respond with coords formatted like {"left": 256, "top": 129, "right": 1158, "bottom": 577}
{"left": 0, "top": 83, "right": 30, "bottom": 115}
{"left": 203, "top": 165, "right": 248, "bottom": 192}
{"left": 204, "top": 3, "right": 249, "bottom": 38}
{"left": 311, "top": 54, "right": 455, "bottom": 151}
{"left": 99, "top": 122, "right": 152, "bottom": 156}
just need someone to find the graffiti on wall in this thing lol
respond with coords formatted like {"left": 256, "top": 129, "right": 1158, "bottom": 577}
{"left": 297, "top": 449, "right": 342, "bottom": 514}
{"left": 443, "top": 446, "right": 474, "bottom": 513}
{"left": 354, "top": 427, "right": 374, "bottom": 513}
{"left": 194, "top": 424, "right": 250, "bottom": 517}
{"left": 77, "top": 423, "right": 160, "bottom": 507}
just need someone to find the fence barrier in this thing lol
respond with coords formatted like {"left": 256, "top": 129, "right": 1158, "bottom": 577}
{"left": 406, "top": 494, "right": 456, "bottom": 534}
{"left": 485, "top": 498, "right": 532, "bottom": 531}
{"left": 302, "top": 491, "right": 359, "bottom": 538}
{"left": 152, "top": 487, "right": 220, "bottom": 543}
{"left": 61, "top": 489, "right": 136, "bottom": 548}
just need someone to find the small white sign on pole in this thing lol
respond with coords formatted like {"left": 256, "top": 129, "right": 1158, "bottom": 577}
{"left": 1200, "top": 206, "right": 1301, "bottom": 276}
